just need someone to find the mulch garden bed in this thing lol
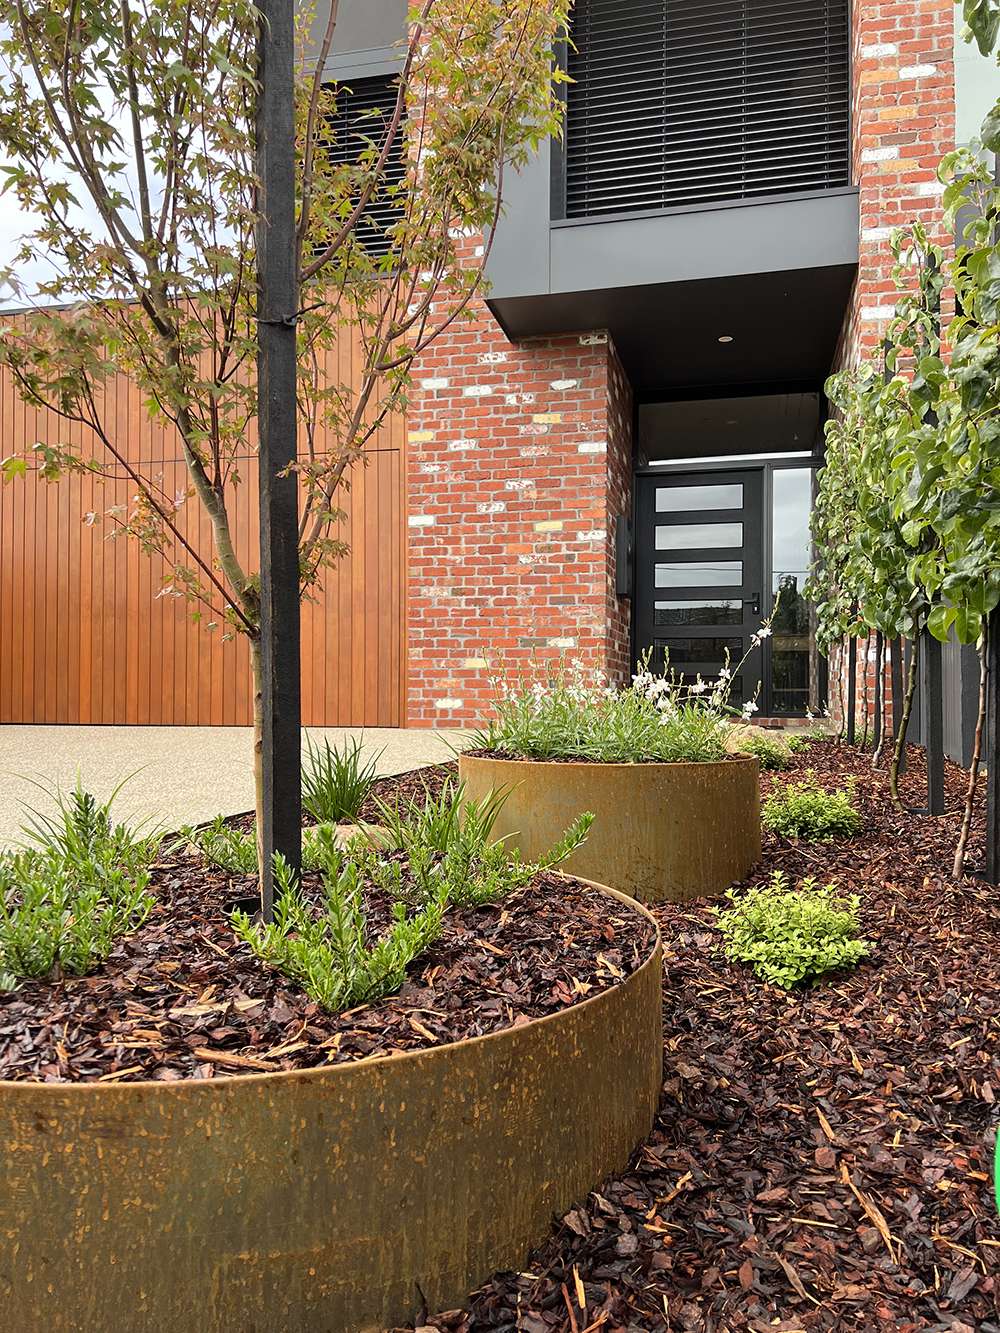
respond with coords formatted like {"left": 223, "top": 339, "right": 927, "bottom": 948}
{"left": 0, "top": 859, "right": 652, "bottom": 1083}
{"left": 228, "top": 760, "right": 459, "bottom": 833}
{"left": 412, "top": 739, "right": 1000, "bottom": 1332}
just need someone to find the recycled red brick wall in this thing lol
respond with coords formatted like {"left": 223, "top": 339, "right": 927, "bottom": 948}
{"left": 406, "top": 307, "right": 632, "bottom": 727}
{"left": 828, "top": 636, "right": 896, "bottom": 740}
{"left": 837, "top": 0, "right": 956, "bottom": 367}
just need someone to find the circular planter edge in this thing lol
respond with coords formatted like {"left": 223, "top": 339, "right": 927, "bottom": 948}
{"left": 0, "top": 882, "right": 662, "bottom": 1333}
{"left": 459, "top": 752, "right": 762, "bottom": 904}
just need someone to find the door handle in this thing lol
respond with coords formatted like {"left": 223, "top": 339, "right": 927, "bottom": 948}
{"left": 745, "top": 594, "right": 761, "bottom": 616}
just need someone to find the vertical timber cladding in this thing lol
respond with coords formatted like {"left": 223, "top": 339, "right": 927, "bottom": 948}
{"left": 0, "top": 330, "right": 406, "bottom": 727}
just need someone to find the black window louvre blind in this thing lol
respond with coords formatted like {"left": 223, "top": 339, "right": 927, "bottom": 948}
{"left": 320, "top": 74, "right": 405, "bottom": 256}
{"left": 565, "top": 0, "right": 850, "bottom": 220}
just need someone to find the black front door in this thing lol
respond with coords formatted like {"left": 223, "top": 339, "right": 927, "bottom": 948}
{"left": 634, "top": 470, "right": 764, "bottom": 707}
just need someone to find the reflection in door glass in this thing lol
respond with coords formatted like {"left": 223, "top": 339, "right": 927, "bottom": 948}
{"left": 654, "top": 600, "right": 743, "bottom": 626}
{"left": 656, "top": 483, "right": 743, "bottom": 512}
{"left": 771, "top": 468, "right": 815, "bottom": 713}
{"left": 658, "top": 637, "right": 743, "bottom": 665}
{"left": 655, "top": 562, "right": 743, "bottom": 588}
{"left": 656, "top": 522, "right": 743, "bottom": 550}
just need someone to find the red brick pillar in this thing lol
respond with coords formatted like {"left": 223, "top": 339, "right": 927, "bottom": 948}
{"left": 839, "top": 0, "right": 956, "bottom": 366}
{"left": 406, "top": 303, "right": 633, "bottom": 727}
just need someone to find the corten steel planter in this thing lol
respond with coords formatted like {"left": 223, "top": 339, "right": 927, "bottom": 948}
{"left": 459, "top": 753, "right": 761, "bottom": 903}
{"left": 0, "top": 885, "right": 661, "bottom": 1333}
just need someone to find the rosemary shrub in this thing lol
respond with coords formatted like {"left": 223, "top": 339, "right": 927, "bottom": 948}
{"left": 1, "top": 786, "right": 157, "bottom": 990}
{"left": 232, "top": 784, "right": 593, "bottom": 1012}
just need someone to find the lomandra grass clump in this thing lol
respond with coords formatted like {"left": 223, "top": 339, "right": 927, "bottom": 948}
{"left": 715, "top": 871, "right": 871, "bottom": 988}
{"left": 762, "top": 775, "right": 862, "bottom": 841}
{"left": 0, "top": 786, "right": 158, "bottom": 990}
{"left": 232, "top": 783, "right": 593, "bottom": 1012}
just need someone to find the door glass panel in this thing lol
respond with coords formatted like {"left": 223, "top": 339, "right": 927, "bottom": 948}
{"left": 656, "top": 522, "right": 743, "bottom": 550}
{"left": 771, "top": 468, "right": 815, "bottom": 713}
{"left": 655, "top": 599, "right": 743, "bottom": 626}
{"left": 656, "top": 483, "right": 744, "bottom": 512}
{"left": 658, "top": 637, "right": 743, "bottom": 665}
{"left": 656, "top": 561, "right": 743, "bottom": 588}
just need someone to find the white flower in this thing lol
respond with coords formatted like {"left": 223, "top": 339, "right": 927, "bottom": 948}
{"left": 757, "top": 626, "right": 772, "bottom": 639}
{"left": 689, "top": 680, "right": 707, "bottom": 695}
{"left": 603, "top": 686, "right": 618, "bottom": 699}
{"left": 658, "top": 712, "right": 671, "bottom": 726}
{"left": 741, "top": 701, "right": 759, "bottom": 720}
{"left": 646, "top": 678, "right": 669, "bottom": 698}
{"left": 718, "top": 666, "right": 731, "bottom": 681}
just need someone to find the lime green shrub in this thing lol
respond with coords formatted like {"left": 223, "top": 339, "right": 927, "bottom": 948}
{"left": 762, "top": 776, "right": 861, "bottom": 841}
{"left": 738, "top": 732, "right": 792, "bottom": 771}
{"left": 715, "top": 871, "right": 871, "bottom": 988}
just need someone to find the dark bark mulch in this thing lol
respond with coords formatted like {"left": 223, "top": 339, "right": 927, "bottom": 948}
{"left": 419, "top": 740, "right": 1000, "bottom": 1332}
{"left": 0, "top": 861, "right": 652, "bottom": 1084}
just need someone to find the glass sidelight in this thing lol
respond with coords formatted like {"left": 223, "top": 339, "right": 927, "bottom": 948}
{"left": 770, "top": 468, "right": 815, "bottom": 714}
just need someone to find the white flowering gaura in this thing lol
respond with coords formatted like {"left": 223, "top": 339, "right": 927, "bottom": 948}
{"left": 477, "top": 616, "right": 773, "bottom": 764}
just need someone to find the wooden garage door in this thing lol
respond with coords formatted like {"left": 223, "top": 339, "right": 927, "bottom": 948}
{"left": 0, "top": 346, "right": 405, "bottom": 727}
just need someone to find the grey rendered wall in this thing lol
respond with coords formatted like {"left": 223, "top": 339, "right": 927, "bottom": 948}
{"left": 306, "top": 1, "right": 407, "bottom": 75}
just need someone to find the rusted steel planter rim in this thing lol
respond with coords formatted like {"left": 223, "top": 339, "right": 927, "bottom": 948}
{"left": 0, "top": 880, "right": 659, "bottom": 1095}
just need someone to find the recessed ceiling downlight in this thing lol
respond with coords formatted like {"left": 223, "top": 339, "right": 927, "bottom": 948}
{"left": 718, "top": 335, "right": 734, "bottom": 344}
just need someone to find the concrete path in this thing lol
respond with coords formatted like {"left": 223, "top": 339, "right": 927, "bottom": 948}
{"left": 0, "top": 726, "right": 466, "bottom": 847}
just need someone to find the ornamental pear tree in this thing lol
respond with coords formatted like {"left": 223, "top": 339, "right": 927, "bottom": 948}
{"left": 0, "top": 0, "right": 570, "bottom": 868}
{"left": 808, "top": 146, "right": 1000, "bottom": 871}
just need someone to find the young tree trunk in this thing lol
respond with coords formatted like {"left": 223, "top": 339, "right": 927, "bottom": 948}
{"left": 890, "top": 635, "right": 919, "bottom": 811}
{"left": 872, "top": 634, "right": 887, "bottom": 767}
{"left": 835, "top": 641, "right": 846, "bottom": 741}
{"left": 860, "top": 630, "right": 872, "bottom": 750}
{"left": 249, "top": 634, "right": 266, "bottom": 880}
{"left": 953, "top": 636, "right": 988, "bottom": 879}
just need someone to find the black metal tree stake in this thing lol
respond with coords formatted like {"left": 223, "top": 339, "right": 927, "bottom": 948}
{"left": 256, "top": 0, "right": 302, "bottom": 918}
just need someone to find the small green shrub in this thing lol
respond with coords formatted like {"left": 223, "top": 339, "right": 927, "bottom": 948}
{"left": 762, "top": 775, "right": 861, "bottom": 841}
{"left": 22, "top": 782, "right": 160, "bottom": 879}
{"left": 738, "top": 732, "right": 792, "bottom": 771}
{"left": 233, "top": 785, "right": 594, "bottom": 1011}
{"left": 233, "top": 840, "right": 449, "bottom": 1012}
{"left": 185, "top": 816, "right": 350, "bottom": 876}
{"left": 301, "top": 733, "right": 382, "bottom": 824}
{"left": 182, "top": 816, "right": 258, "bottom": 875}
{"left": 715, "top": 871, "right": 871, "bottom": 988}
{"left": 1, "top": 786, "right": 157, "bottom": 989}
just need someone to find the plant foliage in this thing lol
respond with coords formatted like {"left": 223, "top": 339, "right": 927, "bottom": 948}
{"left": 715, "top": 870, "right": 871, "bottom": 988}
{"left": 232, "top": 784, "right": 593, "bottom": 1010}
{"left": 0, "top": 786, "right": 157, "bottom": 989}
{"left": 762, "top": 776, "right": 862, "bottom": 842}
{"left": 473, "top": 638, "right": 773, "bottom": 765}
{"left": 301, "top": 733, "right": 382, "bottom": 825}
{"left": 737, "top": 732, "right": 793, "bottom": 771}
